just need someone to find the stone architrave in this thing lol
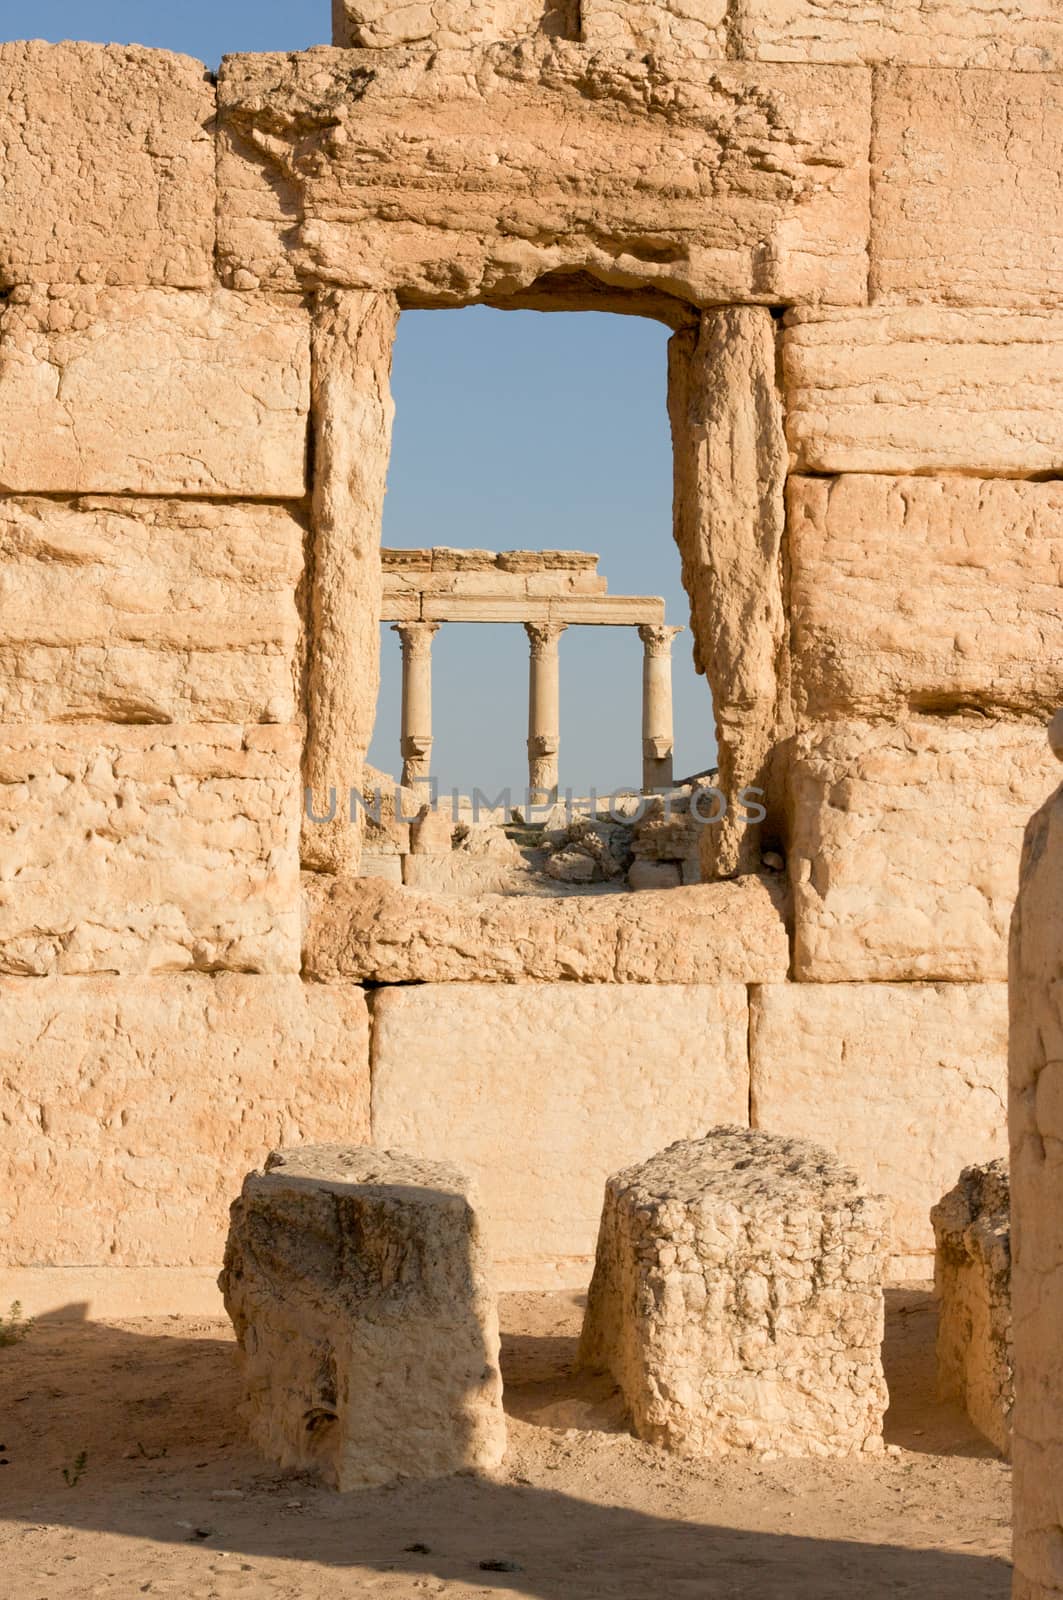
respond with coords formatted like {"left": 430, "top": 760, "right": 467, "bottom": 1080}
{"left": 220, "top": 1145, "right": 506, "bottom": 1488}
{"left": 302, "top": 290, "right": 398, "bottom": 877}
{"left": 579, "top": 1128, "right": 890, "bottom": 1458}
{"left": 669, "top": 307, "right": 789, "bottom": 877}
{"left": 1009, "top": 712, "right": 1063, "bottom": 1600}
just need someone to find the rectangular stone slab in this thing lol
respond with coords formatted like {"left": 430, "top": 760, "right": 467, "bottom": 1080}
{"left": 871, "top": 69, "right": 1063, "bottom": 308}
{"left": 333, "top": 0, "right": 575, "bottom": 45}
{"left": 370, "top": 981, "right": 749, "bottom": 1288}
{"left": 0, "top": 41, "right": 215, "bottom": 289}
{"left": 581, "top": 0, "right": 728, "bottom": 58}
{"left": 0, "top": 975, "right": 369, "bottom": 1269}
{"left": 0, "top": 289, "right": 310, "bottom": 497}
{"left": 788, "top": 719, "right": 1059, "bottom": 983}
{"left": 0, "top": 724, "right": 301, "bottom": 976}
{"left": 304, "top": 874, "right": 791, "bottom": 984}
{"left": 733, "top": 0, "right": 1063, "bottom": 69}
{"left": 783, "top": 308, "right": 1063, "bottom": 475}
{"left": 750, "top": 981, "right": 1009, "bottom": 1274}
{"left": 0, "top": 497, "right": 305, "bottom": 723}
{"left": 788, "top": 476, "right": 1063, "bottom": 721}
{"left": 217, "top": 45, "right": 870, "bottom": 308}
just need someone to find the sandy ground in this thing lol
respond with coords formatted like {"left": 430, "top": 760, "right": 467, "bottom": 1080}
{"left": 0, "top": 1285, "right": 1011, "bottom": 1600}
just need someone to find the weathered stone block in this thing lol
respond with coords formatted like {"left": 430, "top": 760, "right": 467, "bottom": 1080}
{"left": 579, "top": 1128, "right": 889, "bottom": 1458}
{"left": 1010, "top": 750, "right": 1063, "bottom": 1599}
{"left": 734, "top": 0, "right": 1063, "bottom": 69}
{"left": 789, "top": 719, "right": 1058, "bottom": 982}
{"left": 0, "top": 42, "right": 215, "bottom": 289}
{"left": 0, "top": 497, "right": 304, "bottom": 723}
{"left": 0, "top": 977, "right": 370, "bottom": 1269}
{"left": 871, "top": 69, "right": 1063, "bottom": 309}
{"left": 750, "top": 981, "right": 1009, "bottom": 1274}
{"left": 931, "top": 1159, "right": 1012, "bottom": 1456}
{"left": 581, "top": 0, "right": 727, "bottom": 57}
{"left": 788, "top": 477, "right": 1063, "bottom": 721}
{"left": 371, "top": 982, "right": 749, "bottom": 1288}
{"left": 220, "top": 1145, "right": 506, "bottom": 1488}
{"left": 217, "top": 46, "right": 870, "bottom": 308}
{"left": 0, "top": 288, "right": 310, "bottom": 497}
{"left": 333, "top": 0, "right": 576, "bottom": 46}
{"left": 304, "top": 874, "right": 791, "bottom": 985}
{"left": 0, "top": 724, "right": 300, "bottom": 976}
{"left": 783, "top": 308, "right": 1063, "bottom": 474}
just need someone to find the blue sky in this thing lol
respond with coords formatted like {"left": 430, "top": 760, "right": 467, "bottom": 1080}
{"left": 5, "top": 4, "right": 717, "bottom": 795}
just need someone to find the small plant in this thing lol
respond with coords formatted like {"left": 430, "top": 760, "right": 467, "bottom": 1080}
{"left": 62, "top": 1451, "right": 88, "bottom": 1488}
{"left": 0, "top": 1302, "right": 32, "bottom": 1348}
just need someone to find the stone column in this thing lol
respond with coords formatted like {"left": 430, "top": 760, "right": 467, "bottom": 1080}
{"left": 393, "top": 621, "right": 440, "bottom": 793}
{"left": 638, "top": 624, "right": 682, "bottom": 792}
{"left": 525, "top": 622, "right": 566, "bottom": 806}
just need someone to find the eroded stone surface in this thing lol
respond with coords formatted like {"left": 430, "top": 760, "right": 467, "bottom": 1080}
{"left": 783, "top": 308, "right": 1063, "bottom": 475}
{"left": 0, "top": 498, "right": 304, "bottom": 724}
{"left": 871, "top": 69, "right": 1063, "bottom": 308}
{"left": 334, "top": 0, "right": 576, "bottom": 46}
{"left": 0, "top": 724, "right": 300, "bottom": 975}
{"left": 370, "top": 983, "right": 749, "bottom": 1288}
{"left": 579, "top": 1127, "right": 889, "bottom": 1458}
{"left": 304, "top": 874, "right": 790, "bottom": 984}
{"left": 736, "top": 0, "right": 1063, "bottom": 69}
{"left": 789, "top": 719, "right": 1058, "bottom": 982}
{"left": 788, "top": 477, "right": 1063, "bottom": 721}
{"left": 931, "top": 1158, "right": 1012, "bottom": 1457}
{"left": 751, "top": 982, "right": 1009, "bottom": 1274}
{"left": 0, "top": 288, "right": 310, "bottom": 497}
{"left": 220, "top": 1144, "right": 506, "bottom": 1487}
{"left": 582, "top": 0, "right": 727, "bottom": 57}
{"left": 1010, "top": 763, "right": 1063, "bottom": 1597}
{"left": 0, "top": 42, "right": 215, "bottom": 289}
{"left": 0, "top": 977, "right": 370, "bottom": 1268}
{"left": 217, "top": 45, "right": 870, "bottom": 307}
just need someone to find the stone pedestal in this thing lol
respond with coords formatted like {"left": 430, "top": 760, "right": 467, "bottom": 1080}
{"left": 525, "top": 621, "right": 566, "bottom": 805}
{"left": 931, "top": 1158, "right": 1012, "bottom": 1456}
{"left": 219, "top": 1144, "right": 506, "bottom": 1489}
{"left": 579, "top": 1126, "right": 890, "bottom": 1458}
{"left": 393, "top": 621, "right": 439, "bottom": 794}
{"left": 638, "top": 624, "right": 681, "bottom": 791}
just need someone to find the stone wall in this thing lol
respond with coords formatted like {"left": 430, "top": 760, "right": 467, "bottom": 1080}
{"left": 0, "top": 20, "right": 1058, "bottom": 1307}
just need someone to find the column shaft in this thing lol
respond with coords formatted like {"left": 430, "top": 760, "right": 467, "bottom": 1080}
{"left": 525, "top": 622, "right": 566, "bottom": 806}
{"left": 393, "top": 622, "right": 440, "bottom": 793}
{"left": 639, "top": 625, "right": 682, "bottom": 792}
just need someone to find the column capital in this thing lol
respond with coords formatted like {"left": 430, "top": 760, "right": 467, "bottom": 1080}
{"left": 638, "top": 623, "right": 683, "bottom": 658}
{"left": 524, "top": 620, "right": 567, "bottom": 659}
{"left": 391, "top": 620, "right": 440, "bottom": 658}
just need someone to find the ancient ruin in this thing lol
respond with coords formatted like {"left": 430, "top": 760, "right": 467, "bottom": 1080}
{"left": 0, "top": 0, "right": 1061, "bottom": 1590}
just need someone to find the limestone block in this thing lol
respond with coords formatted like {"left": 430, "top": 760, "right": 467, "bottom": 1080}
{"left": 931, "top": 1159, "right": 1012, "bottom": 1456}
{"left": 0, "top": 976, "right": 370, "bottom": 1269}
{"left": 750, "top": 981, "right": 1009, "bottom": 1274}
{"left": 579, "top": 1128, "right": 889, "bottom": 1457}
{"left": 0, "top": 42, "right": 215, "bottom": 289}
{"left": 871, "top": 69, "right": 1063, "bottom": 309}
{"left": 789, "top": 719, "right": 1058, "bottom": 982}
{"left": 668, "top": 310, "right": 789, "bottom": 878}
{"left": 304, "top": 873, "right": 791, "bottom": 985}
{"left": 581, "top": 0, "right": 727, "bottom": 58}
{"left": 788, "top": 477, "right": 1063, "bottom": 721}
{"left": 628, "top": 861, "right": 682, "bottom": 891}
{"left": 333, "top": 0, "right": 576, "bottom": 46}
{"left": 0, "top": 724, "right": 301, "bottom": 976}
{"left": 220, "top": 1145, "right": 506, "bottom": 1487}
{"left": 0, "top": 497, "right": 304, "bottom": 723}
{"left": 1009, "top": 761, "right": 1063, "bottom": 1597}
{"left": 734, "top": 0, "right": 1063, "bottom": 69}
{"left": 0, "top": 288, "right": 310, "bottom": 497}
{"left": 783, "top": 307, "right": 1063, "bottom": 475}
{"left": 371, "top": 982, "right": 749, "bottom": 1288}
{"left": 217, "top": 46, "right": 870, "bottom": 308}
